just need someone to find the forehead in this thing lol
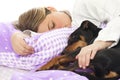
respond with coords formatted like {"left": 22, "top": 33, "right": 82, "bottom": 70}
{"left": 37, "top": 11, "right": 69, "bottom": 33}
{"left": 37, "top": 16, "right": 50, "bottom": 33}
{"left": 37, "top": 12, "right": 59, "bottom": 32}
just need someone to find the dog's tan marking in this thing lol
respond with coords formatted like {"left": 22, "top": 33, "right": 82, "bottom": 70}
{"left": 105, "top": 71, "right": 118, "bottom": 78}
{"left": 65, "top": 41, "right": 87, "bottom": 52}
{"left": 65, "top": 36, "right": 87, "bottom": 52}
{"left": 39, "top": 54, "right": 77, "bottom": 71}
{"left": 80, "top": 35, "right": 86, "bottom": 42}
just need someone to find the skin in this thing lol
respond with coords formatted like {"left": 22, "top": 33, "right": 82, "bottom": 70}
{"left": 11, "top": 7, "right": 71, "bottom": 55}
{"left": 37, "top": 10, "right": 71, "bottom": 33}
{"left": 11, "top": 32, "right": 34, "bottom": 55}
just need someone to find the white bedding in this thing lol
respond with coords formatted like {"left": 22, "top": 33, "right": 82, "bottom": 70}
{"left": 0, "top": 66, "right": 29, "bottom": 80}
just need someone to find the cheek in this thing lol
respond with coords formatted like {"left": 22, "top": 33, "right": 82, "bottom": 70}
{"left": 56, "top": 24, "right": 63, "bottom": 28}
{"left": 37, "top": 25, "right": 49, "bottom": 33}
{"left": 54, "top": 20, "right": 65, "bottom": 28}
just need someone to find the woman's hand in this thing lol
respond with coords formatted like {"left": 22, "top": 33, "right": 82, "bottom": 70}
{"left": 76, "top": 40, "right": 114, "bottom": 69}
{"left": 11, "top": 32, "right": 34, "bottom": 55}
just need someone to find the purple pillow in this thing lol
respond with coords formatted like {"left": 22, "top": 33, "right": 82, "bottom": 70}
{"left": 0, "top": 25, "right": 77, "bottom": 70}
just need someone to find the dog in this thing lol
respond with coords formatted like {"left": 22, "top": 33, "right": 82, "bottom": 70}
{"left": 37, "top": 20, "right": 120, "bottom": 80}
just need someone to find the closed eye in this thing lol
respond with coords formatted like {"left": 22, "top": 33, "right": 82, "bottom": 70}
{"left": 48, "top": 20, "right": 55, "bottom": 30}
{"left": 51, "top": 21, "right": 55, "bottom": 29}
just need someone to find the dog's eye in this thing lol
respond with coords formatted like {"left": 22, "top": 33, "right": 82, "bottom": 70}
{"left": 71, "top": 36, "right": 75, "bottom": 39}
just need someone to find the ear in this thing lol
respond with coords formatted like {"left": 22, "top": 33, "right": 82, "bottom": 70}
{"left": 80, "top": 20, "right": 101, "bottom": 36}
{"left": 46, "top": 7, "right": 57, "bottom": 12}
{"left": 80, "top": 20, "right": 100, "bottom": 30}
{"left": 80, "top": 20, "right": 97, "bottom": 29}
{"left": 80, "top": 20, "right": 89, "bottom": 29}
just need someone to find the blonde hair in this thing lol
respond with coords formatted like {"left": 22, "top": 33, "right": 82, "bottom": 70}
{"left": 14, "top": 7, "right": 51, "bottom": 32}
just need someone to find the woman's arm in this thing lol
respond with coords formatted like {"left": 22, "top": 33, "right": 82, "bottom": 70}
{"left": 95, "top": 17, "right": 120, "bottom": 48}
{"left": 11, "top": 32, "right": 34, "bottom": 55}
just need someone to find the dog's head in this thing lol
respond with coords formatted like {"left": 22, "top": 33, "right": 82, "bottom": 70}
{"left": 63, "top": 20, "right": 101, "bottom": 53}
{"left": 68, "top": 20, "right": 101, "bottom": 45}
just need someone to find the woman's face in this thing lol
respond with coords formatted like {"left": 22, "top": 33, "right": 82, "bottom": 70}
{"left": 37, "top": 11, "right": 71, "bottom": 33}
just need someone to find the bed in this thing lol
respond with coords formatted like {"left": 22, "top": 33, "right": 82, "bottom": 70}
{"left": 0, "top": 65, "right": 88, "bottom": 80}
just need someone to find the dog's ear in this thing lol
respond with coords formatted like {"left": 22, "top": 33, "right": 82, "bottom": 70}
{"left": 80, "top": 20, "right": 89, "bottom": 29}
{"left": 80, "top": 20, "right": 101, "bottom": 36}
{"left": 80, "top": 20, "right": 97, "bottom": 30}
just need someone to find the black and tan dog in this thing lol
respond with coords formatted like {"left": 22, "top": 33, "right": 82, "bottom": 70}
{"left": 37, "top": 20, "right": 120, "bottom": 80}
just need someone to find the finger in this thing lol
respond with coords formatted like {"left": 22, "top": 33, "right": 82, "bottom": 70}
{"left": 24, "top": 45, "right": 34, "bottom": 52}
{"left": 16, "top": 48, "right": 32, "bottom": 55}
{"left": 85, "top": 50, "right": 91, "bottom": 67}
{"left": 76, "top": 54, "right": 79, "bottom": 59}
{"left": 14, "top": 46, "right": 26, "bottom": 55}
{"left": 90, "top": 49, "right": 97, "bottom": 59}
{"left": 14, "top": 43, "right": 32, "bottom": 55}
{"left": 76, "top": 53, "right": 82, "bottom": 68}
{"left": 21, "top": 46, "right": 34, "bottom": 55}
{"left": 21, "top": 40, "right": 34, "bottom": 53}
{"left": 13, "top": 44, "right": 24, "bottom": 54}
{"left": 77, "top": 49, "right": 87, "bottom": 68}
{"left": 81, "top": 53, "right": 86, "bottom": 69}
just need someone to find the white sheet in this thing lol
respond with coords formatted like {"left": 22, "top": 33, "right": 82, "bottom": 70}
{"left": 0, "top": 66, "right": 29, "bottom": 80}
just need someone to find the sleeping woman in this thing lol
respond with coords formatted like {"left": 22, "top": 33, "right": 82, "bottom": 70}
{"left": 11, "top": 7, "right": 72, "bottom": 55}
{"left": 0, "top": 7, "right": 75, "bottom": 70}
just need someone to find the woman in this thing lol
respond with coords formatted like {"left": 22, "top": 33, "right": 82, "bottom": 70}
{"left": 0, "top": 6, "right": 73, "bottom": 70}
{"left": 11, "top": 7, "right": 72, "bottom": 55}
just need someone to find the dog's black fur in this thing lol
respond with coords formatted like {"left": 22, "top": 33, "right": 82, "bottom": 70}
{"left": 37, "top": 20, "right": 120, "bottom": 80}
